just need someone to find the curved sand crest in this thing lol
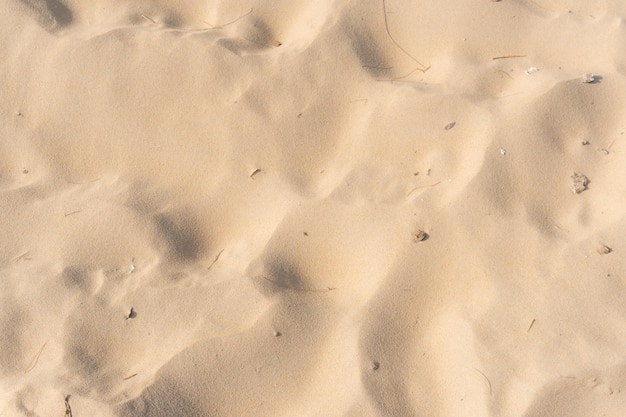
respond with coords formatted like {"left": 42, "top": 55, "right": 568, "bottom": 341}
{"left": 2, "top": 0, "right": 626, "bottom": 416}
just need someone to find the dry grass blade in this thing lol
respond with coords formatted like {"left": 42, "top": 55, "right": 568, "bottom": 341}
{"left": 202, "top": 8, "right": 253, "bottom": 30}
{"left": 406, "top": 181, "right": 441, "bottom": 198}
{"left": 474, "top": 368, "right": 493, "bottom": 396}
{"left": 24, "top": 342, "right": 46, "bottom": 373}
{"left": 382, "top": 0, "right": 429, "bottom": 73}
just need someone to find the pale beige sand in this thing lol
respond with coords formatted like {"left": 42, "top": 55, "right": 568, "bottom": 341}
{"left": 2, "top": 0, "right": 626, "bottom": 416}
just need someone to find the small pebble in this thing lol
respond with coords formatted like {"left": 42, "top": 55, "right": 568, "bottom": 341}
{"left": 570, "top": 173, "right": 589, "bottom": 194}
{"left": 413, "top": 230, "right": 428, "bottom": 242}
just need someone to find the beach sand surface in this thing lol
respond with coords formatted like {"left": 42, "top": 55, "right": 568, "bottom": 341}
{"left": 2, "top": 0, "right": 626, "bottom": 416}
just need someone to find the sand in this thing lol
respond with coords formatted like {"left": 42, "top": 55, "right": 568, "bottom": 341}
{"left": 2, "top": 0, "right": 626, "bottom": 416}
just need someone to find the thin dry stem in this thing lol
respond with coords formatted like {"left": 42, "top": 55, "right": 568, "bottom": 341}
{"left": 474, "top": 368, "right": 493, "bottom": 396}
{"left": 24, "top": 343, "right": 47, "bottom": 373}
{"left": 382, "top": 0, "right": 429, "bottom": 73}
{"left": 202, "top": 8, "right": 253, "bottom": 30}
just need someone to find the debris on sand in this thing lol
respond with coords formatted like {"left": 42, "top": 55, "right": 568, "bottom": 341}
{"left": 582, "top": 73, "right": 595, "bottom": 83}
{"left": 413, "top": 229, "right": 429, "bottom": 242}
{"left": 598, "top": 244, "right": 612, "bottom": 255}
{"left": 570, "top": 173, "right": 589, "bottom": 194}
{"left": 525, "top": 67, "right": 539, "bottom": 75}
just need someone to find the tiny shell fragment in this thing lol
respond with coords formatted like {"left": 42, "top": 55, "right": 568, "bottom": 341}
{"left": 570, "top": 173, "right": 589, "bottom": 194}
{"left": 598, "top": 244, "right": 612, "bottom": 255}
{"left": 525, "top": 67, "right": 539, "bottom": 74}
{"left": 272, "top": 40, "right": 282, "bottom": 47}
{"left": 582, "top": 73, "right": 595, "bottom": 83}
{"left": 444, "top": 121, "right": 456, "bottom": 130}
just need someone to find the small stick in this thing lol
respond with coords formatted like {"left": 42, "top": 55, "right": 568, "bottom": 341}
{"left": 207, "top": 249, "right": 225, "bottom": 270}
{"left": 259, "top": 276, "right": 335, "bottom": 293}
{"left": 527, "top": 319, "right": 536, "bottom": 333}
{"left": 473, "top": 368, "right": 493, "bottom": 396}
{"left": 64, "top": 210, "right": 82, "bottom": 217}
{"left": 122, "top": 373, "right": 138, "bottom": 381}
{"left": 492, "top": 55, "right": 527, "bottom": 60}
{"left": 250, "top": 169, "right": 262, "bottom": 179}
